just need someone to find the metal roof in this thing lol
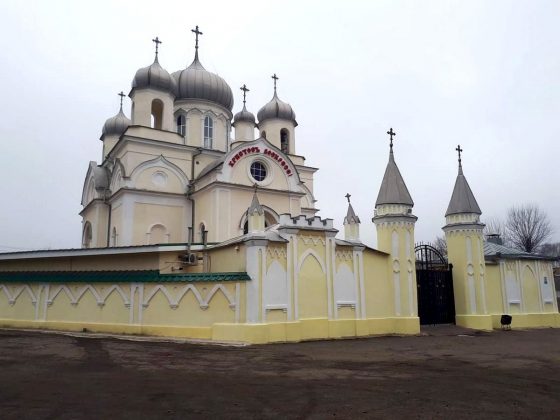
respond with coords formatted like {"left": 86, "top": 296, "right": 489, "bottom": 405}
{"left": 257, "top": 92, "right": 297, "bottom": 125}
{"left": 0, "top": 270, "right": 251, "bottom": 283}
{"left": 483, "top": 242, "right": 551, "bottom": 260}
{"left": 375, "top": 150, "right": 414, "bottom": 207}
{"left": 101, "top": 108, "right": 131, "bottom": 138}
{"left": 445, "top": 165, "right": 481, "bottom": 216}
{"left": 344, "top": 202, "right": 360, "bottom": 224}
{"left": 233, "top": 104, "right": 256, "bottom": 125}
{"left": 172, "top": 55, "right": 233, "bottom": 111}
{"left": 132, "top": 57, "right": 178, "bottom": 96}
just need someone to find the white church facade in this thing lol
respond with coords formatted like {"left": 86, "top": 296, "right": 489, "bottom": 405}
{"left": 81, "top": 31, "right": 317, "bottom": 249}
{"left": 0, "top": 29, "right": 558, "bottom": 343}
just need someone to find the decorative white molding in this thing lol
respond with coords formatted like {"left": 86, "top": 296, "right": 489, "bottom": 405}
{"left": 0, "top": 285, "right": 38, "bottom": 306}
{"left": 335, "top": 250, "right": 353, "bottom": 261}
{"left": 142, "top": 284, "right": 235, "bottom": 311}
{"left": 267, "top": 246, "right": 287, "bottom": 259}
{"left": 300, "top": 235, "right": 326, "bottom": 246}
{"left": 46, "top": 284, "right": 130, "bottom": 308}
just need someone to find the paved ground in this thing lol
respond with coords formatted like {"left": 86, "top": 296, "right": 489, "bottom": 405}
{"left": 1, "top": 326, "right": 559, "bottom": 419}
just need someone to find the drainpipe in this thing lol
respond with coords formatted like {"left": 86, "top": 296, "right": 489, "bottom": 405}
{"left": 187, "top": 148, "right": 203, "bottom": 243}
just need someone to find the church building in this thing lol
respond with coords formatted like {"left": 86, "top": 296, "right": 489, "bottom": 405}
{"left": 0, "top": 28, "right": 557, "bottom": 343}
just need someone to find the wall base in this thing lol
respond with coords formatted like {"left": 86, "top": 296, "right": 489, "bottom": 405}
{"left": 490, "top": 313, "right": 560, "bottom": 329}
{"left": 0, "top": 317, "right": 420, "bottom": 345}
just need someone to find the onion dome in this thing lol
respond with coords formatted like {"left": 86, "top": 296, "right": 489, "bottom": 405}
{"left": 233, "top": 105, "right": 256, "bottom": 125}
{"left": 257, "top": 91, "right": 297, "bottom": 126}
{"left": 132, "top": 57, "right": 178, "bottom": 96}
{"left": 101, "top": 103, "right": 131, "bottom": 139}
{"left": 172, "top": 55, "right": 233, "bottom": 111}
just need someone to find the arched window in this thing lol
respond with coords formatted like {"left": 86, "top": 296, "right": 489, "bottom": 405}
{"left": 280, "top": 129, "right": 289, "bottom": 154}
{"left": 176, "top": 115, "right": 186, "bottom": 137}
{"left": 204, "top": 116, "right": 213, "bottom": 148}
{"left": 151, "top": 99, "right": 164, "bottom": 129}
{"left": 83, "top": 222, "right": 92, "bottom": 248}
{"left": 147, "top": 224, "right": 168, "bottom": 245}
{"left": 261, "top": 130, "right": 266, "bottom": 139}
{"left": 111, "top": 227, "right": 118, "bottom": 247}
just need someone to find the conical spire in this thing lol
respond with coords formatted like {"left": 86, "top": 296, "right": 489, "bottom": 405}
{"left": 343, "top": 193, "right": 360, "bottom": 224}
{"left": 375, "top": 131, "right": 414, "bottom": 207}
{"left": 445, "top": 145, "right": 481, "bottom": 216}
{"left": 248, "top": 184, "right": 264, "bottom": 215}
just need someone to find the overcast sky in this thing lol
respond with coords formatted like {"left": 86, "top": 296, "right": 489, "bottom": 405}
{"left": 0, "top": 0, "right": 559, "bottom": 252}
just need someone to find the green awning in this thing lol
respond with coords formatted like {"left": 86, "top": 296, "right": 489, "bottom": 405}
{"left": 0, "top": 270, "right": 251, "bottom": 283}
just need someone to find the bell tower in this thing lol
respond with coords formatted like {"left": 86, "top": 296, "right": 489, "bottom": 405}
{"left": 373, "top": 129, "right": 417, "bottom": 317}
{"left": 443, "top": 145, "right": 489, "bottom": 329}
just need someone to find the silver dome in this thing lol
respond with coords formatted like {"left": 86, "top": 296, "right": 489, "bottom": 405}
{"left": 172, "top": 56, "right": 233, "bottom": 111}
{"left": 233, "top": 105, "right": 255, "bottom": 125}
{"left": 101, "top": 108, "right": 131, "bottom": 138}
{"left": 257, "top": 92, "right": 297, "bottom": 126}
{"left": 132, "top": 58, "right": 177, "bottom": 96}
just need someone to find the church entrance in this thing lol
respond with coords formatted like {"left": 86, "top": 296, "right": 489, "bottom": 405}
{"left": 415, "top": 244, "right": 456, "bottom": 325}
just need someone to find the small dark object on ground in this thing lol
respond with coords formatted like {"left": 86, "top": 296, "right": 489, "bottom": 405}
{"left": 501, "top": 314, "right": 512, "bottom": 330}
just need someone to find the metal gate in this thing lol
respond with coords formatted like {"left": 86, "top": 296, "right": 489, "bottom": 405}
{"left": 415, "top": 243, "right": 456, "bottom": 325}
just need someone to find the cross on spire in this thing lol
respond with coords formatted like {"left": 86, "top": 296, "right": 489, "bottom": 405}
{"left": 240, "top": 84, "right": 249, "bottom": 106}
{"left": 118, "top": 91, "right": 126, "bottom": 110}
{"left": 271, "top": 73, "right": 279, "bottom": 93}
{"left": 152, "top": 36, "right": 162, "bottom": 59}
{"left": 253, "top": 183, "right": 258, "bottom": 193}
{"left": 191, "top": 25, "right": 203, "bottom": 53}
{"left": 345, "top": 193, "right": 351, "bottom": 203}
{"left": 387, "top": 127, "right": 396, "bottom": 151}
{"left": 456, "top": 144, "right": 463, "bottom": 173}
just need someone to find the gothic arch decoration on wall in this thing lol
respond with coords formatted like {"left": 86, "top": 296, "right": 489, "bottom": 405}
{"left": 47, "top": 284, "right": 130, "bottom": 307}
{"left": 298, "top": 249, "right": 326, "bottom": 274}
{"left": 129, "top": 155, "right": 190, "bottom": 192}
{"left": 0, "top": 285, "right": 38, "bottom": 306}
{"left": 142, "top": 284, "right": 236, "bottom": 310}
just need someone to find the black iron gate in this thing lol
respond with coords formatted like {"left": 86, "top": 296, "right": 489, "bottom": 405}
{"left": 415, "top": 244, "right": 455, "bottom": 325}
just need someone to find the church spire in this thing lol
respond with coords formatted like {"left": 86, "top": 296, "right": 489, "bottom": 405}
{"left": 248, "top": 184, "right": 264, "bottom": 215}
{"left": 247, "top": 184, "right": 265, "bottom": 235}
{"left": 344, "top": 193, "right": 360, "bottom": 224}
{"left": 445, "top": 145, "right": 481, "bottom": 216}
{"left": 344, "top": 193, "right": 361, "bottom": 242}
{"left": 375, "top": 128, "right": 414, "bottom": 207}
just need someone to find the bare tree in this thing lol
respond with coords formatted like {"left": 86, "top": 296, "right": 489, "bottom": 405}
{"left": 505, "top": 204, "right": 553, "bottom": 253}
{"left": 483, "top": 217, "right": 506, "bottom": 239}
{"left": 433, "top": 236, "right": 447, "bottom": 257}
{"left": 540, "top": 242, "right": 560, "bottom": 259}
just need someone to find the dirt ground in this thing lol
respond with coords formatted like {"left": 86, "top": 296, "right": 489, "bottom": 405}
{"left": 1, "top": 326, "right": 559, "bottom": 419}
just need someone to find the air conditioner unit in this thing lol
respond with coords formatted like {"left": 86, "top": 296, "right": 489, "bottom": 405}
{"left": 178, "top": 253, "right": 197, "bottom": 265}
